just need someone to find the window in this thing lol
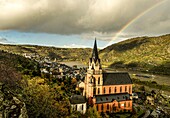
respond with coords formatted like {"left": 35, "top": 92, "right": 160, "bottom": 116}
{"left": 113, "top": 106, "right": 116, "bottom": 111}
{"left": 93, "top": 78, "right": 96, "bottom": 85}
{"left": 124, "top": 102, "right": 126, "bottom": 107}
{"left": 118, "top": 103, "right": 120, "bottom": 108}
{"left": 128, "top": 102, "right": 130, "bottom": 107}
{"left": 109, "top": 87, "right": 111, "bottom": 93}
{"left": 75, "top": 105, "right": 77, "bottom": 110}
{"left": 129, "top": 86, "right": 131, "bottom": 93}
{"left": 125, "top": 86, "right": 127, "bottom": 92}
{"left": 103, "top": 87, "right": 106, "bottom": 94}
{"left": 115, "top": 87, "right": 117, "bottom": 93}
{"left": 98, "top": 88, "right": 100, "bottom": 94}
{"left": 120, "top": 86, "right": 122, "bottom": 93}
{"left": 101, "top": 104, "right": 103, "bottom": 111}
{"left": 82, "top": 105, "right": 84, "bottom": 110}
{"left": 107, "top": 104, "right": 109, "bottom": 110}
{"left": 98, "top": 77, "right": 100, "bottom": 85}
{"left": 93, "top": 88, "right": 96, "bottom": 95}
{"left": 90, "top": 78, "right": 92, "bottom": 83}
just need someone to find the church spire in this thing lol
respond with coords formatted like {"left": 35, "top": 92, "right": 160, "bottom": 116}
{"left": 92, "top": 38, "right": 99, "bottom": 63}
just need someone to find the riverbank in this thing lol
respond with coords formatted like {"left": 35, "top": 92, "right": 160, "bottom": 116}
{"left": 104, "top": 67, "right": 170, "bottom": 86}
{"left": 60, "top": 61, "right": 170, "bottom": 93}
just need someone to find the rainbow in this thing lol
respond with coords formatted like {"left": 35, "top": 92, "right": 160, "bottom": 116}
{"left": 106, "top": 0, "right": 167, "bottom": 47}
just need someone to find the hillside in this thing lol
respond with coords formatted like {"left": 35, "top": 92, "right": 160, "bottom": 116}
{"left": 0, "top": 34, "right": 170, "bottom": 75}
{"left": 0, "top": 50, "right": 40, "bottom": 77}
{"left": 0, "top": 49, "right": 74, "bottom": 117}
{"left": 99, "top": 34, "right": 170, "bottom": 75}
{"left": 0, "top": 44, "right": 91, "bottom": 62}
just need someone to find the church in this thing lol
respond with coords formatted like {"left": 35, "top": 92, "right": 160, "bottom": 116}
{"left": 80, "top": 39, "right": 133, "bottom": 113}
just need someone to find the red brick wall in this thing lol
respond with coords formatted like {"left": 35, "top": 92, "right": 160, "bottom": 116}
{"left": 94, "top": 100, "right": 132, "bottom": 113}
{"left": 102, "top": 84, "right": 132, "bottom": 95}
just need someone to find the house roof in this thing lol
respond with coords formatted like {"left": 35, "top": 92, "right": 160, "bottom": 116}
{"left": 103, "top": 72, "right": 132, "bottom": 85}
{"left": 70, "top": 95, "right": 86, "bottom": 104}
{"left": 94, "top": 93, "right": 130, "bottom": 104}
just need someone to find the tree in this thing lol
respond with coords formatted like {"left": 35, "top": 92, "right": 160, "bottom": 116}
{"left": 22, "top": 78, "right": 70, "bottom": 118}
{"left": 0, "top": 61, "right": 22, "bottom": 92}
{"left": 86, "top": 107, "right": 101, "bottom": 118}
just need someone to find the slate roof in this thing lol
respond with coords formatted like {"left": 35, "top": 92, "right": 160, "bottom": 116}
{"left": 103, "top": 72, "right": 132, "bottom": 85}
{"left": 94, "top": 93, "right": 130, "bottom": 104}
{"left": 70, "top": 95, "right": 86, "bottom": 104}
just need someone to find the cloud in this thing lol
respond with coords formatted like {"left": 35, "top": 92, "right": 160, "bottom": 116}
{"left": 0, "top": 37, "right": 16, "bottom": 44}
{"left": 0, "top": 37, "right": 8, "bottom": 43}
{"left": 0, "top": 0, "right": 169, "bottom": 37}
{"left": 124, "top": 0, "right": 170, "bottom": 36}
{"left": 81, "top": 31, "right": 137, "bottom": 41}
{"left": 63, "top": 43, "right": 89, "bottom": 48}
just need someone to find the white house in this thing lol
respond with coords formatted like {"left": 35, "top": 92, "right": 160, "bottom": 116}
{"left": 70, "top": 95, "right": 87, "bottom": 114}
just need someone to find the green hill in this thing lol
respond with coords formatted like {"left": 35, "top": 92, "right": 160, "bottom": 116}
{"left": 0, "top": 44, "right": 91, "bottom": 62}
{"left": 0, "top": 34, "right": 170, "bottom": 75}
{"left": 99, "top": 34, "right": 170, "bottom": 75}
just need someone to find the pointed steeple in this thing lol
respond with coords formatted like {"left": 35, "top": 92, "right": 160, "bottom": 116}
{"left": 92, "top": 38, "right": 99, "bottom": 63}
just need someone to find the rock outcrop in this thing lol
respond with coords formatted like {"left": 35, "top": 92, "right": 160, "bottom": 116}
{"left": 0, "top": 83, "right": 28, "bottom": 118}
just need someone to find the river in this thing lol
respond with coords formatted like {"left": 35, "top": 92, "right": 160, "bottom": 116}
{"left": 59, "top": 61, "right": 87, "bottom": 68}
{"left": 60, "top": 61, "right": 170, "bottom": 85}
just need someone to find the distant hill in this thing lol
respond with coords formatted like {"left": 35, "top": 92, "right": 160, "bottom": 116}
{"left": 0, "top": 34, "right": 170, "bottom": 75}
{"left": 99, "top": 34, "right": 170, "bottom": 75}
{"left": 0, "top": 44, "right": 91, "bottom": 62}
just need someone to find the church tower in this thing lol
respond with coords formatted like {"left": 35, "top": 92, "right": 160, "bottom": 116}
{"left": 84, "top": 39, "right": 103, "bottom": 104}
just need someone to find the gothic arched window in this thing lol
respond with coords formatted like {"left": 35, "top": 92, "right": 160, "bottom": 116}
{"left": 101, "top": 104, "right": 103, "bottom": 111}
{"left": 128, "top": 102, "right": 130, "bottom": 107}
{"left": 129, "top": 86, "right": 131, "bottom": 93}
{"left": 109, "top": 87, "right": 111, "bottom": 93}
{"left": 93, "top": 88, "right": 96, "bottom": 95}
{"left": 93, "top": 77, "right": 96, "bottom": 85}
{"left": 115, "top": 87, "right": 117, "bottom": 93}
{"left": 82, "top": 105, "right": 84, "bottom": 110}
{"left": 118, "top": 102, "right": 121, "bottom": 108}
{"left": 120, "top": 86, "right": 122, "bottom": 93}
{"left": 103, "top": 87, "right": 106, "bottom": 94}
{"left": 90, "top": 77, "right": 92, "bottom": 84}
{"left": 125, "top": 86, "right": 127, "bottom": 92}
{"left": 98, "top": 88, "right": 100, "bottom": 94}
{"left": 107, "top": 104, "right": 109, "bottom": 110}
{"left": 96, "top": 104, "right": 98, "bottom": 111}
{"left": 98, "top": 77, "right": 100, "bottom": 85}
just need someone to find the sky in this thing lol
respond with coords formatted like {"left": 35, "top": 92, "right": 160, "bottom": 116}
{"left": 0, "top": 0, "right": 169, "bottom": 48}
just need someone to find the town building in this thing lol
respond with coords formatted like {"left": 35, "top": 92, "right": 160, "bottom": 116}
{"left": 70, "top": 95, "right": 87, "bottom": 114}
{"left": 81, "top": 39, "right": 133, "bottom": 113}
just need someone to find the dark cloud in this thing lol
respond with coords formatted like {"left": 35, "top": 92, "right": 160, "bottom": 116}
{"left": 0, "top": 0, "right": 169, "bottom": 38}
{"left": 124, "top": 0, "right": 170, "bottom": 36}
